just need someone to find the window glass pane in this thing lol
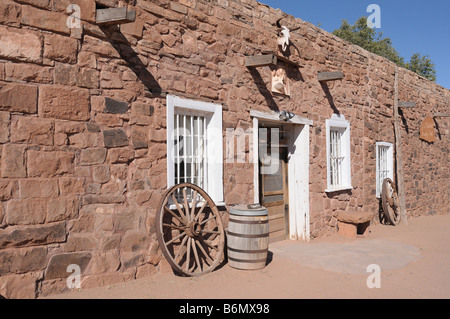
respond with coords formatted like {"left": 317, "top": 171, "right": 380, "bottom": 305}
{"left": 174, "top": 113, "right": 206, "bottom": 196}
{"left": 330, "top": 129, "right": 344, "bottom": 188}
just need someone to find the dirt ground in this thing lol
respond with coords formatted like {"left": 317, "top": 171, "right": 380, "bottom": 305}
{"left": 44, "top": 214, "right": 450, "bottom": 299}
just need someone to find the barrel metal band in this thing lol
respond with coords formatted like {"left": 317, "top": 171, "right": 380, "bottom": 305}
{"left": 229, "top": 218, "right": 269, "bottom": 225}
{"left": 227, "top": 246, "right": 268, "bottom": 254}
{"left": 228, "top": 256, "right": 267, "bottom": 264}
{"left": 226, "top": 231, "right": 269, "bottom": 238}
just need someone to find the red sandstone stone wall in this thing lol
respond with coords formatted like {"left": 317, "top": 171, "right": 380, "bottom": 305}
{"left": 0, "top": 0, "right": 448, "bottom": 298}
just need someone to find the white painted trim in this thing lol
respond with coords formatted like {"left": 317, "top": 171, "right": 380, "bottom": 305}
{"left": 288, "top": 124, "right": 310, "bottom": 241}
{"left": 251, "top": 110, "right": 311, "bottom": 242}
{"left": 375, "top": 142, "right": 394, "bottom": 198}
{"left": 326, "top": 114, "right": 352, "bottom": 192}
{"left": 253, "top": 117, "right": 260, "bottom": 204}
{"left": 250, "top": 109, "right": 313, "bottom": 126}
{"left": 166, "top": 95, "right": 224, "bottom": 203}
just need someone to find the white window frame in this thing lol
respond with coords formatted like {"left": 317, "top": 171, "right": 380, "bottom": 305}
{"left": 376, "top": 142, "right": 394, "bottom": 198}
{"left": 325, "top": 114, "right": 352, "bottom": 193}
{"left": 166, "top": 95, "right": 224, "bottom": 204}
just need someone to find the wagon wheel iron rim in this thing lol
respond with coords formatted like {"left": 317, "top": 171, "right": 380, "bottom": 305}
{"left": 381, "top": 178, "right": 401, "bottom": 226}
{"left": 156, "top": 183, "right": 225, "bottom": 277}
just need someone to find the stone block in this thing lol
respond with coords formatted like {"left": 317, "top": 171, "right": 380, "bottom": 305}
{"left": 131, "top": 126, "right": 149, "bottom": 149}
{"left": 59, "top": 177, "right": 86, "bottom": 195}
{"left": 14, "top": 0, "right": 51, "bottom": 9}
{"left": 21, "top": 5, "right": 70, "bottom": 34}
{"left": 0, "top": 111, "right": 9, "bottom": 143}
{"left": 104, "top": 97, "right": 129, "bottom": 114}
{"left": 38, "top": 86, "right": 90, "bottom": 121}
{"left": 64, "top": 234, "right": 95, "bottom": 252}
{"left": 337, "top": 211, "right": 375, "bottom": 224}
{"left": 121, "top": 231, "right": 148, "bottom": 252}
{"left": 107, "top": 147, "right": 135, "bottom": 163}
{"left": 82, "top": 35, "right": 121, "bottom": 59}
{"left": 52, "top": 0, "right": 96, "bottom": 22}
{"left": 87, "top": 251, "right": 120, "bottom": 274}
{"left": 4, "top": 63, "right": 53, "bottom": 84}
{"left": 103, "top": 129, "right": 129, "bottom": 148}
{"left": 0, "top": 246, "right": 47, "bottom": 276}
{"left": 27, "top": 151, "right": 75, "bottom": 177}
{"left": 93, "top": 165, "right": 110, "bottom": 184}
{"left": 80, "top": 148, "right": 107, "bottom": 165}
{"left": 44, "top": 252, "right": 92, "bottom": 280}
{"left": 44, "top": 33, "right": 78, "bottom": 64}
{"left": 136, "top": 263, "right": 157, "bottom": 279}
{"left": 120, "top": 18, "right": 144, "bottom": 38}
{"left": 47, "top": 197, "right": 79, "bottom": 223}
{"left": 0, "top": 25, "right": 42, "bottom": 63}
{"left": 6, "top": 198, "right": 47, "bottom": 225}
{"left": 19, "top": 179, "right": 59, "bottom": 198}
{"left": 337, "top": 221, "right": 357, "bottom": 240}
{"left": 0, "top": 2, "right": 21, "bottom": 26}
{"left": 0, "top": 180, "right": 18, "bottom": 201}
{"left": 0, "top": 272, "right": 39, "bottom": 299}
{"left": 0, "top": 222, "right": 66, "bottom": 249}
{"left": 0, "top": 83, "right": 38, "bottom": 114}
{"left": 11, "top": 116, "right": 54, "bottom": 146}
{"left": 1, "top": 144, "right": 26, "bottom": 178}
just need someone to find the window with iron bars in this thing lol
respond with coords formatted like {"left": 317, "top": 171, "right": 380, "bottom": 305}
{"left": 329, "top": 128, "right": 345, "bottom": 188}
{"left": 166, "top": 95, "right": 223, "bottom": 204}
{"left": 376, "top": 142, "right": 393, "bottom": 198}
{"left": 173, "top": 113, "right": 207, "bottom": 201}
{"left": 326, "top": 114, "right": 352, "bottom": 192}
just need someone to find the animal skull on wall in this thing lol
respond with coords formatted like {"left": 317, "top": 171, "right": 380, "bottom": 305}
{"left": 276, "top": 18, "right": 301, "bottom": 53}
{"left": 277, "top": 26, "right": 290, "bottom": 52}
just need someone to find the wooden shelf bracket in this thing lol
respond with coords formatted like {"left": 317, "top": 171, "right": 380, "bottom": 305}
{"left": 318, "top": 71, "right": 344, "bottom": 82}
{"left": 398, "top": 101, "right": 416, "bottom": 108}
{"left": 96, "top": 7, "right": 136, "bottom": 25}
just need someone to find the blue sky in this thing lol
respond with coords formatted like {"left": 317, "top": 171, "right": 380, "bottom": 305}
{"left": 260, "top": 0, "right": 450, "bottom": 89}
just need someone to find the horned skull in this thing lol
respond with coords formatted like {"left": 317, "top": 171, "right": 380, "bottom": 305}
{"left": 277, "top": 26, "right": 291, "bottom": 52}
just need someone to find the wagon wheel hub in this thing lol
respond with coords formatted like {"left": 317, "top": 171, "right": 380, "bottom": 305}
{"left": 185, "top": 221, "right": 202, "bottom": 238}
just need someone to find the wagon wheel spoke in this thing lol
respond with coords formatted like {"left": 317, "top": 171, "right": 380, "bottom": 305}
{"left": 156, "top": 183, "right": 225, "bottom": 277}
{"left": 165, "top": 231, "right": 186, "bottom": 246}
{"left": 190, "top": 190, "right": 198, "bottom": 221}
{"left": 195, "top": 240, "right": 214, "bottom": 265}
{"left": 185, "top": 237, "right": 191, "bottom": 272}
{"left": 192, "top": 239, "right": 202, "bottom": 273}
{"left": 171, "top": 194, "right": 187, "bottom": 222}
{"left": 194, "top": 201, "right": 208, "bottom": 222}
{"left": 164, "top": 206, "right": 185, "bottom": 225}
{"left": 174, "top": 235, "right": 189, "bottom": 263}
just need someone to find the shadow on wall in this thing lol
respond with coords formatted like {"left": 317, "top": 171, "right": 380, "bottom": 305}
{"left": 99, "top": 25, "right": 162, "bottom": 94}
{"left": 320, "top": 82, "right": 340, "bottom": 114}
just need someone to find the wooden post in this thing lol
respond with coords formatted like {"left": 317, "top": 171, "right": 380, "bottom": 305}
{"left": 393, "top": 66, "right": 408, "bottom": 225}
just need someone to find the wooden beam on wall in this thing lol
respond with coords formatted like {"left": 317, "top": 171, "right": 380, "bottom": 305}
{"left": 96, "top": 7, "right": 136, "bottom": 25}
{"left": 398, "top": 101, "right": 416, "bottom": 108}
{"left": 245, "top": 54, "right": 277, "bottom": 68}
{"left": 318, "top": 71, "right": 344, "bottom": 82}
{"left": 393, "top": 66, "right": 408, "bottom": 225}
{"left": 434, "top": 112, "right": 449, "bottom": 118}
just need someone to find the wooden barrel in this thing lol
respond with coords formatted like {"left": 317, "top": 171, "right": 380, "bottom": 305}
{"left": 227, "top": 205, "right": 269, "bottom": 270}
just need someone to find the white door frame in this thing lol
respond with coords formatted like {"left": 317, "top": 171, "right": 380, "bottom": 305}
{"left": 251, "top": 110, "right": 312, "bottom": 242}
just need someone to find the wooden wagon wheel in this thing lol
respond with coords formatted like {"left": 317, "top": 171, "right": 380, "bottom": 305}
{"left": 381, "top": 178, "right": 401, "bottom": 226}
{"left": 156, "top": 183, "right": 225, "bottom": 277}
